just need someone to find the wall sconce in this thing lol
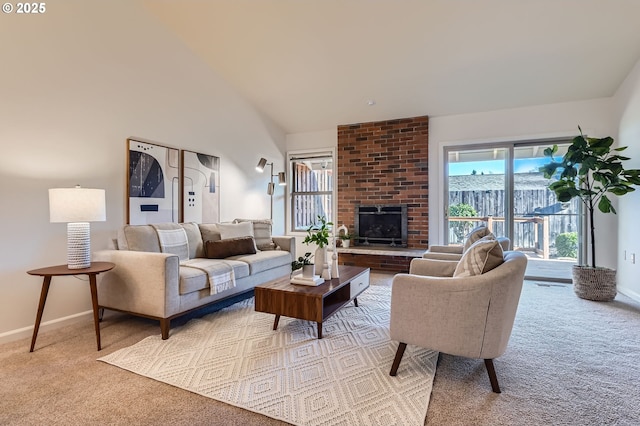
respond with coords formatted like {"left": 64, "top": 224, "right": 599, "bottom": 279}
{"left": 49, "top": 185, "right": 106, "bottom": 269}
{"left": 256, "top": 157, "right": 286, "bottom": 219}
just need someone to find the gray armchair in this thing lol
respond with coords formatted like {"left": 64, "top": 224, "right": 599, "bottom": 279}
{"left": 423, "top": 237, "right": 511, "bottom": 261}
{"left": 389, "top": 251, "right": 527, "bottom": 392}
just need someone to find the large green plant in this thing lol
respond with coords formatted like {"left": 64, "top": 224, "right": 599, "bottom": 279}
{"left": 540, "top": 127, "right": 640, "bottom": 268}
{"left": 303, "top": 215, "right": 333, "bottom": 248}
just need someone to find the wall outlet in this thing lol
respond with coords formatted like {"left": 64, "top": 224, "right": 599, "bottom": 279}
{"left": 624, "top": 250, "right": 627, "bottom": 260}
{"left": 632, "top": 253, "right": 636, "bottom": 264}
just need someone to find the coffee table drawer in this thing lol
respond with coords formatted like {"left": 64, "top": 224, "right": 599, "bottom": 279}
{"left": 350, "top": 269, "right": 370, "bottom": 299}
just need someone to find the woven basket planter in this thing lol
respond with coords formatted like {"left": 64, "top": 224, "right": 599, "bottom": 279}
{"left": 572, "top": 265, "right": 617, "bottom": 301}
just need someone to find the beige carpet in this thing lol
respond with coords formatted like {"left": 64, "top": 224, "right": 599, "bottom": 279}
{"left": 98, "top": 285, "right": 438, "bottom": 426}
{"left": 3, "top": 274, "right": 640, "bottom": 425}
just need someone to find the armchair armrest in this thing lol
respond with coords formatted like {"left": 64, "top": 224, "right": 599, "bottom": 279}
{"left": 92, "top": 250, "right": 180, "bottom": 318}
{"left": 409, "top": 258, "right": 458, "bottom": 277}
{"left": 422, "top": 252, "right": 463, "bottom": 261}
{"left": 426, "top": 244, "right": 463, "bottom": 254}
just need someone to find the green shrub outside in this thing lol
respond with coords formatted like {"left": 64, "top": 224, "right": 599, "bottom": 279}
{"left": 556, "top": 232, "right": 578, "bottom": 258}
{"left": 449, "top": 203, "right": 477, "bottom": 243}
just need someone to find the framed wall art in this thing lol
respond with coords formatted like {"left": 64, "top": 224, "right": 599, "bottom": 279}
{"left": 181, "top": 150, "right": 220, "bottom": 223}
{"left": 127, "top": 139, "right": 180, "bottom": 225}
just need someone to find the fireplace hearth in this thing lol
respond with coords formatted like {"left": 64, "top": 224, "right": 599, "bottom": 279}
{"left": 354, "top": 204, "right": 408, "bottom": 247}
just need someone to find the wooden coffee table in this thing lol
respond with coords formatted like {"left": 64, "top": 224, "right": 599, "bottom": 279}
{"left": 254, "top": 265, "right": 370, "bottom": 339}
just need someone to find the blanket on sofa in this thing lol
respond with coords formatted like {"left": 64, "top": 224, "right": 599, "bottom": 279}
{"left": 152, "top": 225, "right": 190, "bottom": 261}
{"left": 181, "top": 258, "right": 236, "bottom": 295}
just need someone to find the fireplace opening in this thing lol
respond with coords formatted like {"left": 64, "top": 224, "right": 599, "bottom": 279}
{"left": 354, "top": 204, "right": 408, "bottom": 247}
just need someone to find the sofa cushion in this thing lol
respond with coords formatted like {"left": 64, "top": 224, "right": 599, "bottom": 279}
{"left": 218, "top": 221, "right": 254, "bottom": 240}
{"left": 229, "top": 250, "right": 291, "bottom": 275}
{"left": 197, "top": 224, "right": 221, "bottom": 257}
{"left": 463, "top": 226, "right": 494, "bottom": 252}
{"left": 179, "top": 259, "right": 250, "bottom": 295}
{"left": 205, "top": 237, "right": 256, "bottom": 259}
{"left": 117, "top": 225, "right": 161, "bottom": 252}
{"left": 234, "top": 218, "right": 276, "bottom": 250}
{"left": 180, "top": 222, "right": 203, "bottom": 260}
{"left": 454, "top": 236, "right": 504, "bottom": 277}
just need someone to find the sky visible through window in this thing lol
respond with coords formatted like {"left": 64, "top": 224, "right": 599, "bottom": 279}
{"left": 449, "top": 157, "right": 561, "bottom": 176}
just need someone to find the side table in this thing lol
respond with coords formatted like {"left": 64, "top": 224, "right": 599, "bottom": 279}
{"left": 27, "top": 261, "right": 115, "bottom": 352}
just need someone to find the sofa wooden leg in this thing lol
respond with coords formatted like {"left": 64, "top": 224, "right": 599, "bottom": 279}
{"left": 390, "top": 342, "right": 407, "bottom": 376}
{"left": 484, "top": 359, "right": 501, "bottom": 393}
{"left": 160, "top": 319, "right": 170, "bottom": 340}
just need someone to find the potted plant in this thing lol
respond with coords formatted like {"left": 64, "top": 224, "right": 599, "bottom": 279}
{"left": 338, "top": 233, "right": 353, "bottom": 248}
{"left": 303, "top": 215, "right": 333, "bottom": 279}
{"left": 291, "top": 252, "right": 314, "bottom": 278}
{"left": 540, "top": 126, "right": 640, "bottom": 301}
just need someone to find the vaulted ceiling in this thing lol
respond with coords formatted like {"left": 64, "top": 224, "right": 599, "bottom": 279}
{"left": 142, "top": 0, "right": 640, "bottom": 134}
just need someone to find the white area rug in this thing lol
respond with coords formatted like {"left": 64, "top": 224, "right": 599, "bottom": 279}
{"left": 99, "top": 285, "right": 437, "bottom": 425}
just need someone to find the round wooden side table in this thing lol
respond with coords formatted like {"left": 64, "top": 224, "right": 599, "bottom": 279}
{"left": 27, "top": 261, "right": 115, "bottom": 352}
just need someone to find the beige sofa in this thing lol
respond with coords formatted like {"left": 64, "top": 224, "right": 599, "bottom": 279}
{"left": 93, "top": 220, "right": 294, "bottom": 339}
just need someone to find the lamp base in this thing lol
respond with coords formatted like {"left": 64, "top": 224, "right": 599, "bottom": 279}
{"left": 67, "top": 222, "right": 91, "bottom": 269}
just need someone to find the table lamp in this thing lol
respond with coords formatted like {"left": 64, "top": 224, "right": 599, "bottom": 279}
{"left": 49, "top": 186, "right": 106, "bottom": 269}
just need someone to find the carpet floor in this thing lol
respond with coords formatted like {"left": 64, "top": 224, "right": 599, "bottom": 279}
{"left": 98, "top": 285, "right": 438, "bottom": 426}
{"left": 1, "top": 273, "right": 639, "bottom": 425}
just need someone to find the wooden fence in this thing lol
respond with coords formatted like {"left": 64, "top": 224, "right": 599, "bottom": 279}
{"left": 292, "top": 163, "right": 333, "bottom": 230}
{"left": 449, "top": 188, "right": 580, "bottom": 258}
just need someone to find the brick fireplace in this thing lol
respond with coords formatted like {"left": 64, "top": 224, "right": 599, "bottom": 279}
{"left": 337, "top": 116, "right": 429, "bottom": 271}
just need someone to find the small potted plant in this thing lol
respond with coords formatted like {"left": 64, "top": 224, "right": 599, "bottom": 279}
{"left": 338, "top": 233, "right": 353, "bottom": 248}
{"left": 291, "top": 252, "right": 314, "bottom": 278}
{"left": 540, "top": 126, "right": 640, "bottom": 301}
{"left": 303, "top": 215, "right": 333, "bottom": 279}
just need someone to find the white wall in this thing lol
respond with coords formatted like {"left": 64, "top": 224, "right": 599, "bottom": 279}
{"left": 614, "top": 58, "right": 640, "bottom": 301}
{"left": 0, "top": 0, "right": 286, "bottom": 342}
{"left": 428, "top": 98, "right": 618, "bottom": 268}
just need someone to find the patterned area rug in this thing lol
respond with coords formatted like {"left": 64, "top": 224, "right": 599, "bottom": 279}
{"left": 99, "top": 285, "right": 437, "bottom": 425}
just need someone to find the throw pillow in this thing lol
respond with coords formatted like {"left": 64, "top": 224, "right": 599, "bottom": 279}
{"left": 234, "top": 218, "right": 276, "bottom": 250}
{"left": 463, "top": 226, "right": 494, "bottom": 252}
{"left": 179, "top": 222, "right": 203, "bottom": 260}
{"left": 217, "top": 221, "right": 254, "bottom": 240}
{"left": 454, "top": 236, "right": 504, "bottom": 277}
{"left": 198, "top": 223, "right": 221, "bottom": 242}
{"left": 205, "top": 237, "right": 257, "bottom": 259}
{"left": 154, "top": 227, "right": 190, "bottom": 262}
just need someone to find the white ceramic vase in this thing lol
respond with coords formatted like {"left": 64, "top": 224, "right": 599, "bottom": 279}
{"left": 315, "top": 246, "right": 331, "bottom": 280}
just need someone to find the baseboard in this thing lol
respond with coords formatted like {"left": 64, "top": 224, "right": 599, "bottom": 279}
{"left": 618, "top": 286, "right": 640, "bottom": 303}
{"left": 0, "top": 310, "right": 93, "bottom": 346}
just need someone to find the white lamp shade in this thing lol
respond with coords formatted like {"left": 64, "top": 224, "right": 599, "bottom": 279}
{"left": 49, "top": 187, "right": 106, "bottom": 223}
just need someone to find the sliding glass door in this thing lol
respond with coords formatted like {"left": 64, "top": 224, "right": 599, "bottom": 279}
{"left": 445, "top": 141, "right": 582, "bottom": 281}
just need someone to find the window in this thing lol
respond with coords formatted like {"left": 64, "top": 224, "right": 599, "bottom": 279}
{"left": 288, "top": 150, "right": 334, "bottom": 232}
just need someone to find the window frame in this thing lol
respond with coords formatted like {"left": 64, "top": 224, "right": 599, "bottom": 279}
{"left": 286, "top": 148, "right": 336, "bottom": 235}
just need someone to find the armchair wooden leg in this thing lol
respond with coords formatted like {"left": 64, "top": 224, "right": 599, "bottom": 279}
{"left": 484, "top": 359, "right": 501, "bottom": 393}
{"left": 390, "top": 342, "right": 407, "bottom": 376}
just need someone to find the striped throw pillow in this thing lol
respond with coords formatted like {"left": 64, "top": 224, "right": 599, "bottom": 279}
{"left": 454, "top": 236, "right": 504, "bottom": 277}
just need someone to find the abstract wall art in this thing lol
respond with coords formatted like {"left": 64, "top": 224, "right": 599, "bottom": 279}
{"left": 181, "top": 150, "right": 220, "bottom": 223}
{"left": 127, "top": 139, "right": 179, "bottom": 225}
